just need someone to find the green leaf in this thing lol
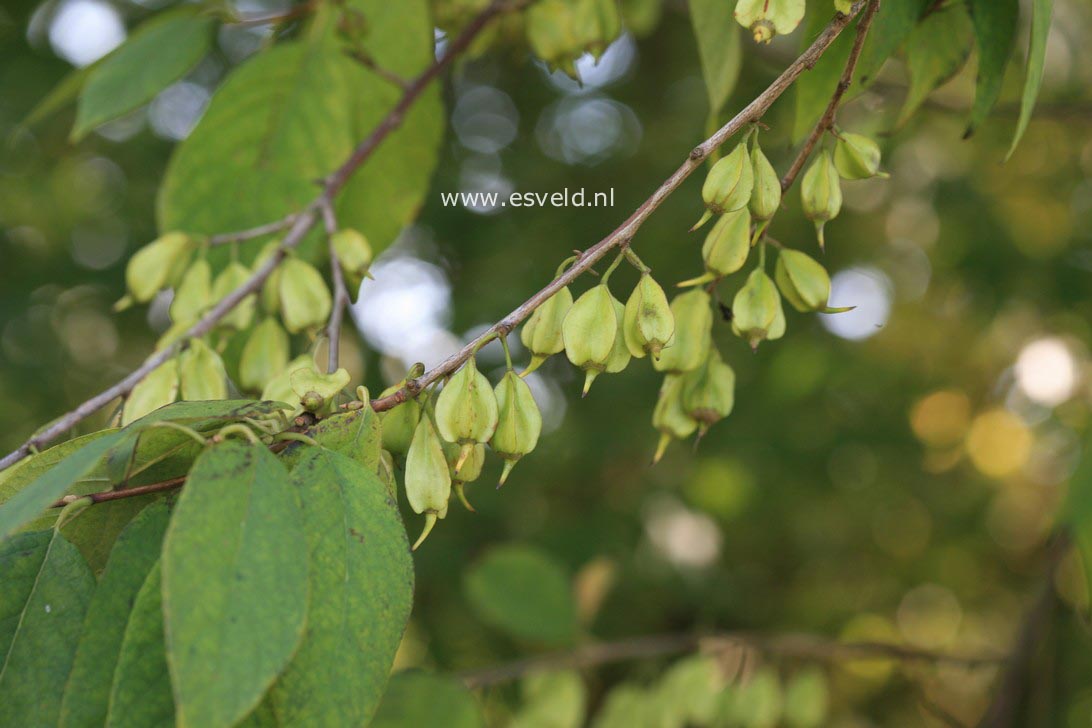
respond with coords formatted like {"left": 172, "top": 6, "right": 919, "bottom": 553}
{"left": 1007, "top": 0, "right": 1055, "bottom": 158}
{"left": 0, "top": 430, "right": 117, "bottom": 512}
{"left": 966, "top": 0, "right": 1018, "bottom": 137}
{"left": 268, "top": 448, "right": 412, "bottom": 725}
{"left": 896, "top": 3, "right": 974, "bottom": 127}
{"left": 463, "top": 544, "right": 578, "bottom": 645}
{"left": 689, "top": 0, "right": 743, "bottom": 119}
{"left": 20, "top": 63, "right": 97, "bottom": 130}
{"left": 106, "top": 562, "right": 175, "bottom": 728}
{"left": 0, "top": 530, "right": 96, "bottom": 726}
{"left": 158, "top": 0, "right": 441, "bottom": 261}
{"left": 854, "top": 0, "right": 930, "bottom": 88}
{"left": 161, "top": 441, "right": 308, "bottom": 728}
{"left": 0, "top": 432, "right": 121, "bottom": 541}
{"left": 72, "top": 8, "right": 216, "bottom": 141}
{"left": 370, "top": 672, "right": 485, "bottom": 728}
{"left": 59, "top": 502, "right": 170, "bottom": 728}
{"left": 511, "top": 671, "right": 587, "bottom": 728}
{"left": 281, "top": 407, "right": 382, "bottom": 472}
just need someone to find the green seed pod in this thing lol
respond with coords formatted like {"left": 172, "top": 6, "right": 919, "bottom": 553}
{"left": 749, "top": 143, "right": 782, "bottom": 221}
{"left": 122, "top": 359, "right": 180, "bottom": 425}
{"left": 833, "top": 132, "right": 887, "bottom": 180}
{"left": 520, "top": 286, "right": 573, "bottom": 375}
{"left": 279, "top": 257, "right": 332, "bottom": 334}
{"left": 443, "top": 439, "right": 485, "bottom": 512}
{"left": 491, "top": 370, "right": 543, "bottom": 486}
{"left": 731, "top": 268, "right": 784, "bottom": 350}
{"left": 405, "top": 415, "right": 452, "bottom": 550}
{"left": 584, "top": 296, "right": 631, "bottom": 395}
{"left": 379, "top": 384, "right": 422, "bottom": 456}
{"left": 331, "top": 228, "right": 373, "bottom": 298}
{"left": 653, "top": 289, "right": 712, "bottom": 374}
{"left": 125, "top": 232, "right": 193, "bottom": 304}
{"left": 170, "top": 258, "right": 211, "bottom": 324}
{"left": 260, "top": 355, "right": 312, "bottom": 409}
{"left": 834, "top": 0, "right": 854, "bottom": 16}
{"left": 574, "top": 0, "right": 622, "bottom": 59}
{"left": 651, "top": 374, "right": 698, "bottom": 464}
{"left": 290, "top": 366, "right": 351, "bottom": 413}
{"left": 680, "top": 348, "right": 735, "bottom": 437}
{"left": 526, "top": 0, "right": 582, "bottom": 79}
{"left": 775, "top": 249, "right": 831, "bottom": 312}
{"left": 800, "top": 150, "right": 842, "bottom": 250}
{"left": 179, "top": 339, "right": 228, "bottom": 401}
{"left": 734, "top": 0, "right": 805, "bottom": 43}
{"left": 563, "top": 284, "right": 618, "bottom": 381}
{"left": 253, "top": 242, "right": 283, "bottom": 314}
{"left": 694, "top": 143, "right": 754, "bottom": 230}
{"left": 434, "top": 355, "right": 499, "bottom": 473}
{"left": 680, "top": 208, "right": 752, "bottom": 289}
{"left": 211, "top": 261, "right": 256, "bottom": 330}
{"left": 623, "top": 273, "right": 674, "bottom": 359}
{"left": 239, "top": 317, "right": 290, "bottom": 392}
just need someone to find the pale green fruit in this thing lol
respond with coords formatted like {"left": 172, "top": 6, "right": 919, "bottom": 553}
{"left": 694, "top": 143, "right": 754, "bottom": 229}
{"left": 623, "top": 274, "right": 674, "bottom": 359}
{"left": 749, "top": 144, "right": 782, "bottom": 221}
{"left": 379, "top": 382, "right": 422, "bottom": 456}
{"left": 289, "top": 366, "right": 351, "bottom": 412}
{"left": 122, "top": 359, "right": 179, "bottom": 425}
{"left": 239, "top": 317, "right": 290, "bottom": 392}
{"left": 125, "top": 232, "right": 193, "bottom": 303}
{"left": 651, "top": 374, "right": 698, "bottom": 464}
{"left": 259, "top": 355, "right": 313, "bottom": 410}
{"left": 170, "top": 258, "right": 211, "bottom": 324}
{"left": 278, "top": 257, "right": 332, "bottom": 334}
{"left": 331, "top": 228, "right": 373, "bottom": 298}
{"left": 734, "top": 0, "right": 805, "bottom": 43}
{"left": 833, "top": 132, "right": 887, "bottom": 180}
{"left": 574, "top": 0, "right": 622, "bottom": 58}
{"left": 680, "top": 348, "right": 735, "bottom": 437}
{"left": 584, "top": 297, "right": 631, "bottom": 395}
{"left": 653, "top": 289, "right": 712, "bottom": 374}
{"left": 405, "top": 415, "right": 452, "bottom": 550}
{"left": 731, "top": 268, "right": 784, "bottom": 350}
{"left": 774, "top": 249, "right": 831, "bottom": 312}
{"left": 211, "top": 261, "right": 256, "bottom": 330}
{"left": 492, "top": 370, "right": 543, "bottom": 485}
{"left": 178, "top": 339, "right": 228, "bottom": 401}
{"left": 563, "top": 284, "right": 618, "bottom": 378}
{"left": 800, "top": 150, "right": 842, "bottom": 250}
{"left": 526, "top": 0, "right": 583, "bottom": 79}
{"left": 521, "top": 286, "right": 573, "bottom": 375}
{"left": 434, "top": 356, "right": 499, "bottom": 473}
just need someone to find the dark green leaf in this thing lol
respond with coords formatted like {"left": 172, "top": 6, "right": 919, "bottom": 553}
{"left": 1007, "top": 0, "right": 1055, "bottom": 158}
{"left": 854, "top": 0, "right": 930, "bottom": 88}
{"left": 371, "top": 672, "right": 485, "bottom": 728}
{"left": 0, "top": 430, "right": 117, "bottom": 521}
{"left": 966, "top": 0, "right": 1018, "bottom": 137}
{"left": 106, "top": 562, "right": 174, "bottom": 728}
{"left": 0, "top": 530, "right": 96, "bottom": 725}
{"left": 896, "top": 3, "right": 974, "bottom": 127}
{"left": 72, "top": 8, "right": 216, "bottom": 141}
{"left": 0, "top": 432, "right": 121, "bottom": 541}
{"left": 162, "top": 441, "right": 308, "bottom": 728}
{"left": 281, "top": 407, "right": 382, "bottom": 472}
{"left": 464, "top": 544, "right": 577, "bottom": 645}
{"left": 268, "top": 448, "right": 412, "bottom": 725}
{"left": 59, "top": 502, "right": 169, "bottom": 728}
{"left": 689, "top": 0, "right": 742, "bottom": 119}
{"left": 158, "top": 0, "right": 441, "bottom": 261}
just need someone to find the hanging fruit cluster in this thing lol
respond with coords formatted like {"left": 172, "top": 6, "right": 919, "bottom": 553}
{"left": 525, "top": 0, "right": 622, "bottom": 79}
{"left": 115, "top": 227, "right": 373, "bottom": 425}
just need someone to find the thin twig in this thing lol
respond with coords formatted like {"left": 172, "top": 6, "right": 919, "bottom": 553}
{"left": 230, "top": 2, "right": 316, "bottom": 29}
{"left": 779, "top": 0, "right": 880, "bottom": 193}
{"left": 457, "top": 630, "right": 1004, "bottom": 689}
{"left": 0, "top": 0, "right": 518, "bottom": 474}
{"left": 320, "top": 200, "right": 349, "bottom": 374}
{"left": 345, "top": 50, "right": 412, "bottom": 90}
{"left": 207, "top": 215, "right": 300, "bottom": 246}
{"left": 368, "top": 1, "right": 868, "bottom": 415}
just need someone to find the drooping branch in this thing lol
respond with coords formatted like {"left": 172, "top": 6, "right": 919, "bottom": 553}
{"left": 367, "top": 0, "right": 869, "bottom": 414}
{"left": 458, "top": 630, "right": 1003, "bottom": 689}
{"left": 780, "top": 0, "right": 880, "bottom": 193}
{"left": 0, "top": 0, "right": 521, "bottom": 474}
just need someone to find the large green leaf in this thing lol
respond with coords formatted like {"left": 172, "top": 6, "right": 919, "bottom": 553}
{"left": 158, "top": 0, "right": 441, "bottom": 260}
{"left": 0, "top": 530, "right": 96, "bottom": 725}
{"left": 966, "top": 0, "right": 1018, "bottom": 137}
{"left": 1007, "top": 0, "right": 1055, "bottom": 158}
{"left": 0, "top": 432, "right": 121, "bottom": 541}
{"left": 371, "top": 672, "right": 485, "bottom": 728}
{"left": 689, "top": 0, "right": 742, "bottom": 120}
{"left": 0, "top": 430, "right": 116, "bottom": 510}
{"left": 464, "top": 544, "right": 578, "bottom": 645}
{"left": 896, "top": 3, "right": 974, "bottom": 127}
{"left": 59, "top": 502, "right": 170, "bottom": 728}
{"left": 268, "top": 448, "right": 412, "bottom": 725}
{"left": 106, "top": 562, "right": 175, "bottom": 728}
{"left": 161, "top": 441, "right": 308, "bottom": 728}
{"left": 72, "top": 8, "right": 216, "bottom": 141}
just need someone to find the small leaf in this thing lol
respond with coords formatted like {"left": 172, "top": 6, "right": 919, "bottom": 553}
{"left": 162, "top": 442, "right": 309, "bottom": 728}
{"left": 268, "top": 448, "right": 413, "bottom": 725}
{"left": 896, "top": 4, "right": 974, "bottom": 127}
{"left": 0, "top": 432, "right": 121, "bottom": 541}
{"left": 966, "top": 0, "right": 1018, "bottom": 137}
{"left": 464, "top": 544, "right": 578, "bottom": 644}
{"left": 106, "top": 562, "right": 175, "bottom": 728}
{"left": 59, "top": 502, "right": 170, "bottom": 728}
{"left": 0, "top": 530, "right": 96, "bottom": 725}
{"left": 689, "top": 0, "right": 743, "bottom": 119}
{"left": 1007, "top": 0, "right": 1055, "bottom": 158}
{"left": 281, "top": 407, "right": 382, "bottom": 472}
{"left": 72, "top": 8, "right": 216, "bottom": 140}
{"left": 511, "top": 670, "right": 587, "bottom": 728}
{"left": 371, "top": 672, "right": 485, "bottom": 728}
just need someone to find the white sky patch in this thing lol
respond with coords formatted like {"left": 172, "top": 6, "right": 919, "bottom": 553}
{"left": 1015, "top": 337, "right": 1080, "bottom": 407}
{"left": 49, "top": 0, "right": 125, "bottom": 67}
{"left": 820, "top": 266, "right": 893, "bottom": 341}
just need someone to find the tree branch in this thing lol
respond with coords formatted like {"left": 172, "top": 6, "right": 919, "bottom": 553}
{"left": 0, "top": 0, "right": 519, "bottom": 474}
{"left": 320, "top": 200, "right": 349, "bottom": 374}
{"left": 457, "top": 630, "right": 1004, "bottom": 689}
{"left": 780, "top": 0, "right": 880, "bottom": 193}
{"left": 368, "top": 1, "right": 868, "bottom": 415}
